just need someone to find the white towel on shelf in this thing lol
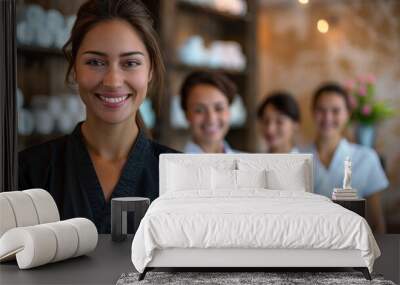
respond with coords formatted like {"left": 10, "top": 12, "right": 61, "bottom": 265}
{"left": 16, "top": 88, "right": 24, "bottom": 110}
{"left": 16, "top": 21, "right": 35, "bottom": 45}
{"left": 26, "top": 4, "right": 46, "bottom": 29}
{"left": 31, "top": 95, "right": 49, "bottom": 110}
{"left": 54, "top": 26, "right": 70, "bottom": 48}
{"left": 170, "top": 95, "right": 189, "bottom": 129}
{"left": 34, "top": 109, "right": 55, "bottom": 135}
{"left": 47, "top": 9, "right": 65, "bottom": 34}
{"left": 229, "top": 95, "right": 247, "bottom": 127}
{"left": 66, "top": 15, "right": 76, "bottom": 33}
{"left": 179, "top": 36, "right": 207, "bottom": 66}
{"left": 55, "top": 112, "right": 75, "bottom": 134}
{"left": 35, "top": 24, "right": 54, "bottom": 47}
{"left": 48, "top": 96, "right": 64, "bottom": 117}
{"left": 18, "top": 109, "right": 35, "bottom": 136}
{"left": 139, "top": 99, "right": 156, "bottom": 128}
{"left": 63, "top": 95, "right": 81, "bottom": 114}
{"left": 47, "top": 9, "right": 66, "bottom": 48}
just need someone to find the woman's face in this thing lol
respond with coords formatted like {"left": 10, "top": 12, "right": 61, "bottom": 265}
{"left": 313, "top": 92, "right": 349, "bottom": 139}
{"left": 259, "top": 105, "right": 297, "bottom": 151}
{"left": 185, "top": 84, "right": 231, "bottom": 145}
{"left": 74, "top": 19, "right": 152, "bottom": 125}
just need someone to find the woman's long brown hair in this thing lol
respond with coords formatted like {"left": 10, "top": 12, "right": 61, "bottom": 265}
{"left": 62, "top": 0, "right": 164, "bottom": 137}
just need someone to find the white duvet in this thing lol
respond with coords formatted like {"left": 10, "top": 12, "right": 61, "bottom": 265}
{"left": 131, "top": 190, "right": 380, "bottom": 273}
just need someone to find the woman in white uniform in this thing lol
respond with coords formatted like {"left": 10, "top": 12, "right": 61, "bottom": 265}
{"left": 180, "top": 71, "right": 239, "bottom": 153}
{"left": 309, "top": 82, "right": 389, "bottom": 233}
{"left": 257, "top": 92, "right": 301, "bottom": 153}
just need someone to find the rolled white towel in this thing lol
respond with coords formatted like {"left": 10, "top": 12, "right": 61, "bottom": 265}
{"left": 46, "top": 9, "right": 65, "bottom": 34}
{"left": 26, "top": 4, "right": 46, "bottom": 29}
{"left": 0, "top": 189, "right": 60, "bottom": 238}
{"left": 18, "top": 109, "right": 35, "bottom": 136}
{"left": 63, "top": 95, "right": 81, "bottom": 113}
{"left": 229, "top": 95, "right": 247, "bottom": 127}
{"left": 54, "top": 26, "right": 70, "bottom": 48}
{"left": 170, "top": 95, "right": 189, "bottom": 129}
{"left": 23, "top": 189, "right": 60, "bottom": 224}
{"left": 42, "top": 221, "right": 78, "bottom": 262}
{"left": 16, "top": 21, "right": 35, "bottom": 45}
{"left": 30, "top": 95, "right": 49, "bottom": 110}
{"left": 208, "top": 41, "right": 225, "bottom": 68}
{"left": 139, "top": 99, "right": 156, "bottom": 128}
{"left": 65, "top": 218, "right": 98, "bottom": 257}
{"left": 0, "top": 196, "right": 17, "bottom": 238}
{"left": 0, "top": 218, "right": 98, "bottom": 269}
{"left": 33, "top": 109, "right": 54, "bottom": 134}
{"left": 55, "top": 112, "right": 75, "bottom": 134}
{"left": 48, "top": 96, "right": 64, "bottom": 117}
{"left": 70, "top": 108, "right": 86, "bottom": 127}
{"left": 35, "top": 24, "right": 54, "bottom": 47}
{"left": 0, "top": 225, "right": 57, "bottom": 267}
{"left": 66, "top": 15, "right": 77, "bottom": 33}
{"left": 16, "top": 88, "right": 24, "bottom": 110}
{"left": 0, "top": 191, "right": 39, "bottom": 228}
{"left": 179, "top": 36, "right": 206, "bottom": 66}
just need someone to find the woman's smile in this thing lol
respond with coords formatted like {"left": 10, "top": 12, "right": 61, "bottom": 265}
{"left": 95, "top": 92, "right": 132, "bottom": 109}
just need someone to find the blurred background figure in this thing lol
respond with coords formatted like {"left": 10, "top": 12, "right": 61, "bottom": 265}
{"left": 308, "top": 83, "right": 389, "bottom": 233}
{"left": 180, "top": 71, "right": 239, "bottom": 153}
{"left": 257, "top": 92, "right": 301, "bottom": 153}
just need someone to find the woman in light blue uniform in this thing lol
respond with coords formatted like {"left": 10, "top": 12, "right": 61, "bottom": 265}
{"left": 180, "top": 71, "right": 239, "bottom": 154}
{"left": 308, "top": 82, "right": 388, "bottom": 233}
{"left": 257, "top": 92, "right": 301, "bottom": 154}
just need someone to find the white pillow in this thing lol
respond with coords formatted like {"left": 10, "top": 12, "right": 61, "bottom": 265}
{"left": 167, "top": 162, "right": 212, "bottom": 191}
{"left": 238, "top": 159, "right": 309, "bottom": 192}
{"left": 212, "top": 169, "right": 268, "bottom": 190}
{"left": 212, "top": 168, "right": 237, "bottom": 190}
{"left": 237, "top": 169, "right": 267, "bottom": 188}
{"left": 266, "top": 168, "right": 307, "bottom": 191}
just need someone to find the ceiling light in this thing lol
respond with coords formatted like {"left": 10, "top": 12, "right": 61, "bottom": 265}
{"left": 317, "top": 19, "right": 329, "bottom": 33}
{"left": 298, "top": 0, "right": 309, "bottom": 4}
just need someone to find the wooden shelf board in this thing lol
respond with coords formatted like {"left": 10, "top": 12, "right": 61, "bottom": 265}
{"left": 17, "top": 45, "right": 64, "bottom": 57}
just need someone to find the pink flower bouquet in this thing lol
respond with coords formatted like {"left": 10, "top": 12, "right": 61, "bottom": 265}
{"left": 344, "top": 74, "right": 394, "bottom": 125}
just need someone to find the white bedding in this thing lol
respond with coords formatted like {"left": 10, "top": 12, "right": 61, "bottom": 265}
{"left": 131, "top": 190, "right": 380, "bottom": 273}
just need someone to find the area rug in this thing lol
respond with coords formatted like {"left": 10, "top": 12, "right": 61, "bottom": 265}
{"left": 116, "top": 271, "right": 396, "bottom": 285}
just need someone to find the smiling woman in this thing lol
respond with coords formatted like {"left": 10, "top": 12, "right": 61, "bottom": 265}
{"left": 18, "top": 0, "right": 178, "bottom": 234}
{"left": 307, "top": 82, "right": 389, "bottom": 234}
{"left": 180, "top": 71, "right": 239, "bottom": 153}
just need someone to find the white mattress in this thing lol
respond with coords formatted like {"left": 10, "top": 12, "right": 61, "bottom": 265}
{"left": 131, "top": 190, "right": 380, "bottom": 273}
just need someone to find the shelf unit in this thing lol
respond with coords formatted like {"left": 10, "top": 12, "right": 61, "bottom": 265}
{"left": 154, "top": 0, "right": 258, "bottom": 152}
{"left": 16, "top": 0, "right": 85, "bottom": 151}
{"left": 17, "top": 0, "right": 258, "bottom": 153}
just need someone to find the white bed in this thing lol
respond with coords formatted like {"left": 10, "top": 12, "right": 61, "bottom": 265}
{"left": 131, "top": 154, "right": 380, "bottom": 280}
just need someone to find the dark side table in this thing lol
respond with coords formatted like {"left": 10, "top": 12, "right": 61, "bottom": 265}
{"left": 332, "top": 198, "right": 366, "bottom": 218}
{"left": 111, "top": 197, "right": 150, "bottom": 242}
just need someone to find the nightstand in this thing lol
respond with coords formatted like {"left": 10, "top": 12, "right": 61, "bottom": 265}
{"left": 111, "top": 197, "right": 150, "bottom": 242}
{"left": 332, "top": 198, "right": 366, "bottom": 218}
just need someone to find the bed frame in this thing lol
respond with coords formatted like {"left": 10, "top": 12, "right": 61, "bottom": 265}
{"left": 138, "top": 154, "right": 372, "bottom": 281}
{"left": 139, "top": 248, "right": 371, "bottom": 280}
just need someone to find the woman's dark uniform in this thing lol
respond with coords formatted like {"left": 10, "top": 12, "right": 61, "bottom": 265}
{"left": 18, "top": 123, "right": 178, "bottom": 233}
